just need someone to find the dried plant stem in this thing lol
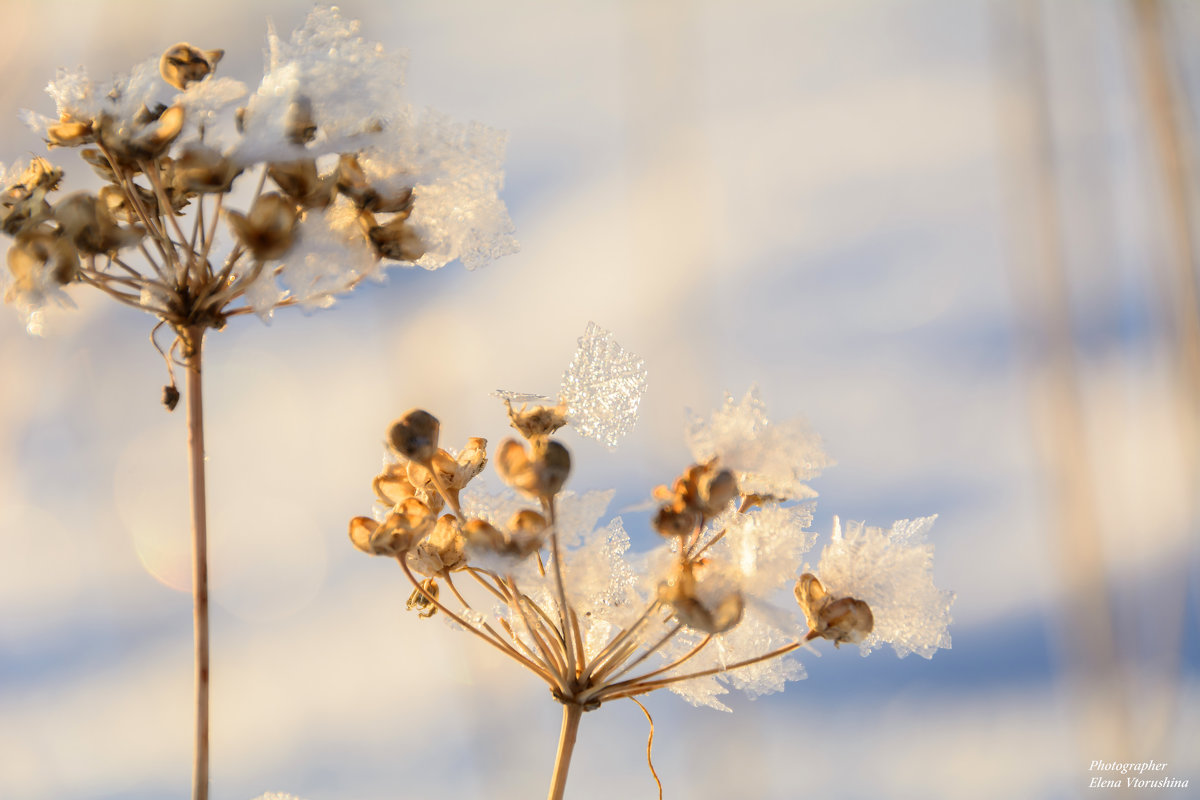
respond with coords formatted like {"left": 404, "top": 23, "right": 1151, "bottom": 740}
{"left": 597, "top": 640, "right": 803, "bottom": 703}
{"left": 183, "top": 325, "right": 210, "bottom": 800}
{"left": 547, "top": 702, "right": 583, "bottom": 800}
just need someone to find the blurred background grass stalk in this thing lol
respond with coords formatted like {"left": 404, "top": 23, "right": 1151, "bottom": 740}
{"left": 998, "top": 0, "right": 1197, "bottom": 766}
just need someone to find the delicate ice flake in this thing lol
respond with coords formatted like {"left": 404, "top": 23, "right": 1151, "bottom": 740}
{"left": 46, "top": 66, "right": 100, "bottom": 120}
{"left": 363, "top": 111, "right": 518, "bottom": 271}
{"left": 563, "top": 517, "right": 641, "bottom": 623}
{"left": 274, "top": 207, "right": 378, "bottom": 308}
{"left": 492, "top": 390, "right": 554, "bottom": 405}
{"left": 553, "top": 489, "right": 614, "bottom": 549}
{"left": 712, "top": 504, "right": 817, "bottom": 596}
{"left": 669, "top": 672, "right": 731, "bottom": 712}
{"left": 559, "top": 322, "right": 648, "bottom": 449}
{"left": 815, "top": 516, "right": 954, "bottom": 659}
{"left": 686, "top": 386, "right": 830, "bottom": 500}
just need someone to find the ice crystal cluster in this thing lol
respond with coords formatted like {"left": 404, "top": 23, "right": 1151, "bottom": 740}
{"left": 1, "top": 6, "right": 516, "bottom": 338}
{"left": 349, "top": 323, "right": 955, "bottom": 735}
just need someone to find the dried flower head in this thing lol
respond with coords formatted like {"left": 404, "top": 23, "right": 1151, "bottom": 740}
{"left": 5, "top": 6, "right": 517, "bottom": 341}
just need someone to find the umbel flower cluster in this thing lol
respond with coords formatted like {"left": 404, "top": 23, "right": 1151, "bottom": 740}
{"left": 0, "top": 10, "right": 516, "bottom": 800}
{"left": 1, "top": 6, "right": 515, "bottom": 342}
{"left": 349, "top": 324, "right": 954, "bottom": 798}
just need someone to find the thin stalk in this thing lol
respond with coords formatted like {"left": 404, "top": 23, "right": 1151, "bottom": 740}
{"left": 579, "top": 600, "right": 661, "bottom": 684}
{"left": 183, "top": 325, "right": 210, "bottom": 800}
{"left": 547, "top": 703, "right": 583, "bottom": 800}
{"left": 596, "top": 640, "right": 803, "bottom": 703}
{"left": 396, "top": 559, "right": 551, "bottom": 680}
{"left": 596, "top": 623, "right": 684, "bottom": 687}
{"left": 544, "top": 498, "right": 577, "bottom": 681}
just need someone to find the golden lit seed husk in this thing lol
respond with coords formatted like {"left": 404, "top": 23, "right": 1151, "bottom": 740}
{"left": 794, "top": 573, "right": 874, "bottom": 646}
{"left": 46, "top": 117, "right": 94, "bottom": 148}
{"left": 657, "top": 563, "right": 744, "bottom": 634}
{"left": 367, "top": 215, "right": 425, "bottom": 262}
{"left": 54, "top": 192, "right": 144, "bottom": 254}
{"left": 267, "top": 159, "right": 335, "bottom": 209}
{"left": 159, "top": 43, "right": 224, "bottom": 90}
{"left": 388, "top": 409, "right": 441, "bottom": 463}
{"left": 6, "top": 227, "right": 80, "bottom": 290}
{"left": 651, "top": 500, "right": 701, "bottom": 538}
{"left": 408, "top": 514, "right": 467, "bottom": 577}
{"left": 495, "top": 438, "right": 571, "bottom": 501}
{"left": 225, "top": 193, "right": 298, "bottom": 261}
{"left": 172, "top": 145, "right": 242, "bottom": 194}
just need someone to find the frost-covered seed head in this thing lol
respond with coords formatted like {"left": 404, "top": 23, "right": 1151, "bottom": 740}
{"left": 652, "top": 499, "right": 701, "bottom": 539}
{"left": 54, "top": 192, "right": 144, "bottom": 254}
{"left": 813, "top": 516, "right": 954, "bottom": 659}
{"left": 159, "top": 43, "right": 224, "bottom": 91}
{"left": 172, "top": 144, "right": 241, "bottom": 194}
{"left": 794, "top": 573, "right": 873, "bottom": 647}
{"left": 658, "top": 561, "right": 745, "bottom": 635}
{"left": 267, "top": 159, "right": 335, "bottom": 209}
{"left": 6, "top": 228, "right": 79, "bottom": 294}
{"left": 98, "top": 105, "right": 185, "bottom": 162}
{"left": 367, "top": 214, "right": 424, "bottom": 262}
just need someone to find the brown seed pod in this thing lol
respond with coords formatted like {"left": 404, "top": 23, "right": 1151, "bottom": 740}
{"left": 658, "top": 562, "right": 744, "bottom": 634}
{"left": 172, "top": 145, "right": 242, "bottom": 194}
{"left": 267, "top": 159, "right": 335, "bottom": 209}
{"left": 794, "top": 573, "right": 874, "bottom": 647}
{"left": 46, "top": 117, "right": 94, "bottom": 148}
{"left": 495, "top": 438, "right": 571, "bottom": 502}
{"left": 226, "top": 193, "right": 298, "bottom": 261}
{"left": 367, "top": 215, "right": 425, "bottom": 262}
{"left": 388, "top": 409, "right": 441, "bottom": 464}
{"left": 5, "top": 227, "right": 80, "bottom": 294}
{"left": 54, "top": 192, "right": 144, "bottom": 254}
{"left": 408, "top": 514, "right": 467, "bottom": 577}
{"left": 159, "top": 43, "right": 224, "bottom": 90}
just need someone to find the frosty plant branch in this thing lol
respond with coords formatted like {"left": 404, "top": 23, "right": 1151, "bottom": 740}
{"left": 1, "top": 8, "right": 516, "bottom": 800}
{"left": 348, "top": 324, "right": 956, "bottom": 799}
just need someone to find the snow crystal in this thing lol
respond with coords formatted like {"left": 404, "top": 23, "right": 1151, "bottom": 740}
{"left": 559, "top": 322, "right": 648, "bottom": 449}
{"left": 273, "top": 206, "right": 378, "bottom": 308}
{"left": 365, "top": 110, "right": 517, "bottom": 271}
{"left": 668, "top": 673, "right": 732, "bottom": 712}
{"left": 45, "top": 66, "right": 100, "bottom": 121}
{"left": 815, "top": 516, "right": 954, "bottom": 659}
{"left": 686, "top": 386, "right": 830, "bottom": 500}
{"left": 710, "top": 504, "right": 816, "bottom": 596}
{"left": 563, "top": 517, "right": 642, "bottom": 624}
{"left": 553, "top": 489, "right": 614, "bottom": 549}
{"left": 267, "top": 6, "right": 407, "bottom": 137}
